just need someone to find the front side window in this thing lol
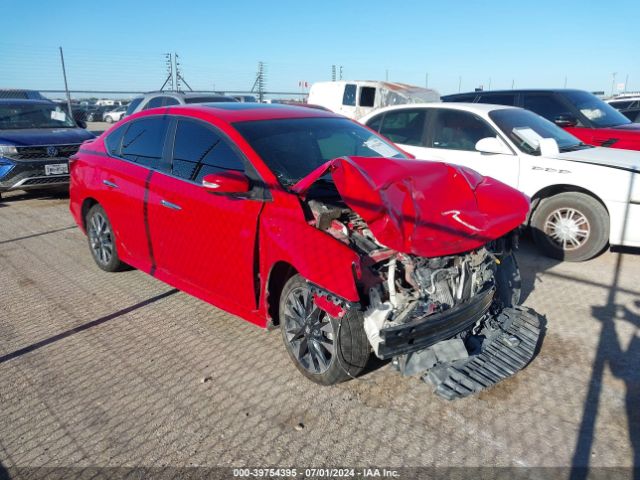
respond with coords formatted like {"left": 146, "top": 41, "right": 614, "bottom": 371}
{"left": 429, "top": 110, "right": 495, "bottom": 151}
{"left": 365, "top": 113, "right": 384, "bottom": 132}
{"left": 522, "top": 94, "right": 575, "bottom": 124}
{"left": 342, "top": 84, "right": 356, "bottom": 106}
{"left": 233, "top": 117, "right": 405, "bottom": 187}
{"left": 562, "top": 90, "right": 631, "bottom": 128}
{"left": 121, "top": 117, "right": 168, "bottom": 167}
{"left": 489, "top": 108, "right": 587, "bottom": 155}
{"left": 359, "top": 87, "right": 376, "bottom": 107}
{"left": 379, "top": 109, "right": 427, "bottom": 146}
{"left": 172, "top": 119, "right": 244, "bottom": 182}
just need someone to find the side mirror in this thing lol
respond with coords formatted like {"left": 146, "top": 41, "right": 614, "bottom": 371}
{"left": 475, "top": 137, "right": 511, "bottom": 155}
{"left": 554, "top": 114, "right": 578, "bottom": 128}
{"left": 202, "top": 171, "right": 250, "bottom": 194}
{"left": 77, "top": 120, "right": 87, "bottom": 129}
{"left": 539, "top": 138, "right": 560, "bottom": 156}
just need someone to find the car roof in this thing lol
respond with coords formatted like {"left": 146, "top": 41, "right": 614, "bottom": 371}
{"left": 363, "top": 102, "right": 515, "bottom": 118}
{"left": 164, "top": 102, "right": 337, "bottom": 122}
{"left": 442, "top": 88, "right": 588, "bottom": 99}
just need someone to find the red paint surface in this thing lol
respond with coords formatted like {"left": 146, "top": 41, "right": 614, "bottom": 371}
{"left": 294, "top": 156, "right": 530, "bottom": 258}
{"left": 565, "top": 123, "right": 640, "bottom": 150}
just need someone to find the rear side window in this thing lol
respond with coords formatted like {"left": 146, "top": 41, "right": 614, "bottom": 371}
{"left": 359, "top": 87, "right": 376, "bottom": 107}
{"left": 144, "top": 97, "right": 165, "bottom": 110}
{"left": 343, "top": 84, "right": 356, "bottom": 106}
{"left": 379, "top": 109, "right": 427, "bottom": 146}
{"left": 480, "top": 94, "right": 516, "bottom": 106}
{"left": 172, "top": 119, "right": 244, "bottom": 182}
{"left": 104, "top": 124, "right": 127, "bottom": 156}
{"left": 121, "top": 117, "right": 168, "bottom": 167}
{"left": 164, "top": 97, "right": 180, "bottom": 106}
{"left": 125, "top": 97, "right": 143, "bottom": 115}
{"left": 429, "top": 109, "right": 495, "bottom": 151}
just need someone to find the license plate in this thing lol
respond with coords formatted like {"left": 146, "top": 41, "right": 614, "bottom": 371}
{"left": 45, "top": 163, "right": 68, "bottom": 175}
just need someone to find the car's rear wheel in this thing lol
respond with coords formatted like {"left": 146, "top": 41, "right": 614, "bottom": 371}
{"left": 86, "top": 204, "right": 125, "bottom": 272}
{"left": 279, "top": 275, "right": 369, "bottom": 385}
{"left": 531, "top": 192, "right": 609, "bottom": 262}
{"left": 105, "top": 116, "right": 113, "bottom": 123}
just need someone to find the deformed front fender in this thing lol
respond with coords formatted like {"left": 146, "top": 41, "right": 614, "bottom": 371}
{"left": 259, "top": 203, "right": 362, "bottom": 321}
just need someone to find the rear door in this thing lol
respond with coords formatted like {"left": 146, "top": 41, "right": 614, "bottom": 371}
{"left": 98, "top": 116, "right": 169, "bottom": 271}
{"left": 147, "top": 117, "right": 264, "bottom": 309}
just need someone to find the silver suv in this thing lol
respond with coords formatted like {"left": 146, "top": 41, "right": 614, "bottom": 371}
{"left": 124, "top": 91, "right": 237, "bottom": 117}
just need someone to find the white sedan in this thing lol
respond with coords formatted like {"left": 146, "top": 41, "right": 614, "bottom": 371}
{"left": 102, "top": 106, "right": 127, "bottom": 123}
{"left": 360, "top": 103, "right": 640, "bottom": 261}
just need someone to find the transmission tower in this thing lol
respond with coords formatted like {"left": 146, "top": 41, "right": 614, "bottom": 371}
{"left": 251, "top": 61, "right": 266, "bottom": 102}
{"left": 331, "top": 65, "right": 336, "bottom": 81}
{"left": 174, "top": 53, "right": 193, "bottom": 92}
{"left": 160, "top": 53, "right": 174, "bottom": 91}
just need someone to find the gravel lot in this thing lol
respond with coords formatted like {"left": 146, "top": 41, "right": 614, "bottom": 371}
{"left": 0, "top": 190, "right": 638, "bottom": 474}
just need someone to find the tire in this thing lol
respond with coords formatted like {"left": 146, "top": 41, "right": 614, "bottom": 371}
{"left": 279, "top": 275, "right": 370, "bottom": 385}
{"left": 85, "top": 204, "right": 125, "bottom": 272}
{"left": 531, "top": 192, "right": 609, "bottom": 262}
{"left": 105, "top": 116, "right": 113, "bottom": 123}
{"left": 494, "top": 251, "right": 521, "bottom": 307}
{"left": 87, "top": 113, "right": 95, "bottom": 122}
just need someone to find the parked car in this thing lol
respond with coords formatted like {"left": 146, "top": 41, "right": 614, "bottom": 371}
{"left": 607, "top": 95, "right": 640, "bottom": 123}
{"left": 102, "top": 106, "right": 127, "bottom": 123}
{"left": 124, "top": 91, "right": 238, "bottom": 118}
{"left": 69, "top": 103, "right": 542, "bottom": 398}
{"left": 308, "top": 81, "right": 440, "bottom": 119}
{"left": 361, "top": 103, "right": 640, "bottom": 261}
{"left": 0, "top": 99, "right": 95, "bottom": 197}
{"left": 233, "top": 95, "right": 257, "bottom": 103}
{"left": 442, "top": 89, "right": 640, "bottom": 151}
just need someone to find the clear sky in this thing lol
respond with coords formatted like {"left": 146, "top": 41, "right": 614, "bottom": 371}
{"left": 2, "top": 0, "right": 639, "bottom": 98}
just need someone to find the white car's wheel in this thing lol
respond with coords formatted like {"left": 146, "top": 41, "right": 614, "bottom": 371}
{"left": 105, "top": 116, "right": 114, "bottom": 123}
{"left": 531, "top": 192, "right": 609, "bottom": 262}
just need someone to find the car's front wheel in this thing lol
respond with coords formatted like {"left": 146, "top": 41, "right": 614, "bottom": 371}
{"left": 86, "top": 204, "right": 125, "bottom": 272}
{"left": 104, "top": 116, "right": 113, "bottom": 123}
{"left": 531, "top": 192, "right": 609, "bottom": 262}
{"left": 279, "top": 275, "right": 369, "bottom": 385}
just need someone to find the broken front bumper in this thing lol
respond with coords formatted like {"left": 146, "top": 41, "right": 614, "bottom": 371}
{"left": 375, "top": 287, "right": 494, "bottom": 360}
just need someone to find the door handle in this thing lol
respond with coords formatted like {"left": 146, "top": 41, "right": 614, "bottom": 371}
{"left": 161, "top": 199, "right": 182, "bottom": 211}
{"left": 102, "top": 179, "right": 118, "bottom": 188}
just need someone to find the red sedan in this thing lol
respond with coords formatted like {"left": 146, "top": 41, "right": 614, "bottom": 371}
{"left": 70, "top": 103, "right": 540, "bottom": 398}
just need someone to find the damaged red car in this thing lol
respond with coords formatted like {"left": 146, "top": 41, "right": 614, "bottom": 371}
{"left": 70, "top": 103, "right": 542, "bottom": 399}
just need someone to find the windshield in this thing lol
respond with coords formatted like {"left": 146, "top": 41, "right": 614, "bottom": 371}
{"left": 563, "top": 91, "right": 631, "bottom": 128}
{"left": 233, "top": 117, "right": 405, "bottom": 186}
{"left": 489, "top": 108, "right": 590, "bottom": 155}
{"left": 0, "top": 103, "right": 77, "bottom": 129}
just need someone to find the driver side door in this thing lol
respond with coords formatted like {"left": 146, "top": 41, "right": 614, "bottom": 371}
{"left": 146, "top": 117, "right": 265, "bottom": 311}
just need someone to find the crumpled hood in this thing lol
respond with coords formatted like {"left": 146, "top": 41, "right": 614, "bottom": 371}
{"left": 556, "top": 146, "right": 640, "bottom": 172}
{"left": 293, "top": 156, "right": 530, "bottom": 258}
{"left": 0, "top": 128, "right": 95, "bottom": 146}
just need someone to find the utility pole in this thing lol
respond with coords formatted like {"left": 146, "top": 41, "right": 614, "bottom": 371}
{"left": 511, "top": 79, "right": 515, "bottom": 89}
{"left": 385, "top": 69, "right": 389, "bottom": 82}
{"left": 458, "top": 76, "right": 462, "bottom": 93}
{"left": 564, "top": 76, "right": 567, "bottom": 88}
{"left": 611, "top": 72, "right": 617, "bottom": 96}
{"left": 339, "top": 65, "right": 343, "bottom": 80}
{"left": 425, "top": 72, "right": 429, "bottom": 88}
{"left": 624, "top": 74, "right": 629, "bottom": 93}
{"left": 488, "top": 77, "right": 492, "bottom": 90}
{"left": 331, "top": 65, "right": 336, "bottom": 81}
{"left": 58, "top": 47, "right": 73, "bottom": 119}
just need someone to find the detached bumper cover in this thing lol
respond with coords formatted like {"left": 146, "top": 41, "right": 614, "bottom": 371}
{"left": 425, "top": 307, "right": 542, "bottom": 400}
{"left": 375, "top": 287, "right": 494, "bottom": 360}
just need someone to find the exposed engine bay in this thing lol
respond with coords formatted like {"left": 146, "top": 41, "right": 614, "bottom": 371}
{"left": 305, "top": 197, "right": 542, "bottom": 399}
